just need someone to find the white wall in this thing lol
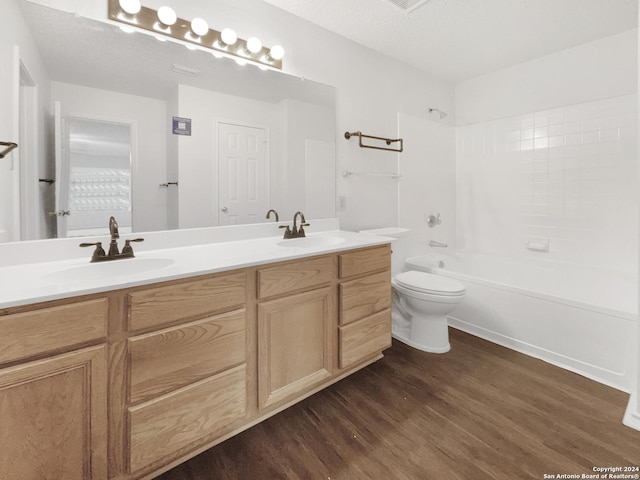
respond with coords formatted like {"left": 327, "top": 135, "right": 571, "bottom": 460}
{"left": 398, "top": 113, "right": 456, "bottom": 258}
{"left": 456, "top": 29, "right": 638, "bottom": 125}
{"left": 51, "top": 82, "right": 168, "bottom": 233}
{"left": 624, "top": 3, "right": 640, "bottom": 431}
{"left": 176, "top": 84, "right": 283, "bottom": 229}
{"left": 283, "top": 99, "right": 335, "bottom": 221}
{"left": 1, "top": 0, "right": 51, "bottom": 242}
{"left": 454, "top": 31, "right": 638, "bottom": 275}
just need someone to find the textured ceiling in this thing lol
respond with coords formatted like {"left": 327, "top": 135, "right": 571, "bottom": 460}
{"left": 263, "top": 0, "right": 638, "bottom": 83}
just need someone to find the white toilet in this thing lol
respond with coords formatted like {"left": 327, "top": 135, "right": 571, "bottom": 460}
{"left": 360, "top": 227, "right": 465, "bottom": 353}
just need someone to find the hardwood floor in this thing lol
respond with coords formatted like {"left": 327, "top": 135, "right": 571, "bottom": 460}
{"left": 157, "top": 329, "right": 640, "bottom": 479}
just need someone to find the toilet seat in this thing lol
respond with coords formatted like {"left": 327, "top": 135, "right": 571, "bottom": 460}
{"left": 395, "top": 271, "right": 465, "bottom": 297}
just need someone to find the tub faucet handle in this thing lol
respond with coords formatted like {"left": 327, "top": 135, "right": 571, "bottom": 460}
{"left": 427, "top": 213, "right": 442, "bottom": 228}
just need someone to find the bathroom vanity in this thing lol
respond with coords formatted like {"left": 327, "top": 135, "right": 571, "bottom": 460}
{"left": 0, "top": 228, "right": 391, "bottom": 480}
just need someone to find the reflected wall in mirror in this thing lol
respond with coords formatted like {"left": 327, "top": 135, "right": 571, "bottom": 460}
{"left": 3, "top": 0, "right": 337, "bottom": 242}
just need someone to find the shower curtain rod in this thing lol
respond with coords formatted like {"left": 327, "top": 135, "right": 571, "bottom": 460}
{"left": 0, "top": 142, "right": 18, "bottom": 159}
{"left": 344, "top": 131, "right": 403, "bottom": 153}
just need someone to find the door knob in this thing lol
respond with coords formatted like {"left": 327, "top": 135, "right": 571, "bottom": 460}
{"left": 221, "top": 207, "right": 228, "bottom": 212}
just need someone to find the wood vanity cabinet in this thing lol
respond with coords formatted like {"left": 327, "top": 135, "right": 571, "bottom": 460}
{"left": 257, "top": 256, "right": 337, "bottom": 410}
{"left": 0, "top": 243, "right": 391, "bottom": 480}
{"left": 0, "top": 298, "right": 109, "bottom": 480}
{"left": 338, "top": 246, "right": 392, "bottom": 369}
{"left": 121, "top": 272, "right": 250, "bottom": 475}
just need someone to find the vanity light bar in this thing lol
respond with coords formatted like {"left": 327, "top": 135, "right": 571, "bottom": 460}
{"left": 107, "top": 0, "right": 283, "bottom": 70}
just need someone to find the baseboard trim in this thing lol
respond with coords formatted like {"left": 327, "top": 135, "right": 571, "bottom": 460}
{"left": 623, "top": 393, "right": 640, "bottom": 431}
{"left": 448, "top": 315, "right": 629, "bottom": 393}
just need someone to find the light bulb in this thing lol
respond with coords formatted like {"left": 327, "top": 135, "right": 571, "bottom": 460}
{"left": 269, "top": 45, "right": 284, "bottom": 60}
{"left": 220, "top": 28, "right": 237, "bottom": 46}
{"left": 190, "top": 17, "right": 208, "bottom": 36}
{"left": 118, "top": 25, "right": 135, "bottom": 33}
{"left": 119, "top": 0, "right": 141, "bottom": 14}
{"left": 157, "top": 6, "right": 177, "bottom": 26}
{"left": 235, "top": 57, "right": 247, "bottom": 66}
{"left": 246, "top": 37, "right": 262, "bottom": 54}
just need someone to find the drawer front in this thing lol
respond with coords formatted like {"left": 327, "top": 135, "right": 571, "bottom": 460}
{"left": 258, "top": 255, "right": 335, "bottom": 299}
{"left": 339, "top": 245, "right": 391, "bottom": 278}
{"left": 128, "top": 309, "right": 246, "bottom": 405}
{"left": 340, "top": 271, "right": 391, "bottom": 325}
{"left": 0, "top": 298, "right": 108, "bottom": 364}
{"left": 339, "top": 309, "right": 391, "bottom": 369}
{"left": 129, "top": 273, "right": 246, "bottom": 331}
{"left": 128, "top": 364, "right": 247, "bottom": 473}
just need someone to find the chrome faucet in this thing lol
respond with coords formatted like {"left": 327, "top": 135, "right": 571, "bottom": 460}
{"left": 80, "top": 216, "right": 144, "bottom": 262}
{"left": 266, "top": 209, "right": 279, "bottom": 222}
{"left": 279, "top": 211, "right": 310, "bottom": 239}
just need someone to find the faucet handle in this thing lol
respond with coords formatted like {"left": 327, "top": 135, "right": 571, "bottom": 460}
{"left": 79, "top": 242, "right": 106, "bottom": 262}
{"left": 279, "top": 224, "right": 293, "bottom": 239}
{"left": 122, "top": 238, "right": 144, "bottom": 256}
{"left": 297, "top": 223, "right": 310, "bottom": 237}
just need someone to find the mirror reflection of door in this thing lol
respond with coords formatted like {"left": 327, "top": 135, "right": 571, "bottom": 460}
{"left": 217, "top": 122, "right": 269, "bottom": 225}
{"left": 54, "top": 108, "right": 133, "bottom": 237}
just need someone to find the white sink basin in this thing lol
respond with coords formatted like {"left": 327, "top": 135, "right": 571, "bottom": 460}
{"left": 277, "top": 236, "right": 345, "bottom": 249}
{"left": 45, "top": 257, "right": 175, "bottom": 284}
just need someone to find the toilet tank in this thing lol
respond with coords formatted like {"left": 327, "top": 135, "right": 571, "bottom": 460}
{"left": 359, "top": 227, "right": 410, "bottom": 275}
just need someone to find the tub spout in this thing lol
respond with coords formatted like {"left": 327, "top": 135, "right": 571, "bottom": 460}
{"left": 429, "top": 240, "right": 448, "bottom": 248}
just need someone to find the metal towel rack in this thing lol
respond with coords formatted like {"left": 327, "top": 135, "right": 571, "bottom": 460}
{"left": 0, "top": 141, "right": 18, "bottom": 159}
{"left": 344, "top": 131, "right": 403, "bottom": 153}
{"left": 342, "top": 170, "right": 401, "bottom": 179}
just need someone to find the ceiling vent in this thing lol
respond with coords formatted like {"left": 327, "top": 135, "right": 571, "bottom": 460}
{"left": 383, "top": 0, "right": 432, "bottom": 13}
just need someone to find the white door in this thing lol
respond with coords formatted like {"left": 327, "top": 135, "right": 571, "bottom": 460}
{"left": 54, "top": 106, "right": 133, "bottom": 238}
{"left": 218, "top": 123, "right": 269, "bottom": 225}
{"left": 53, "top": 101, "right": 70, "bottom": 237}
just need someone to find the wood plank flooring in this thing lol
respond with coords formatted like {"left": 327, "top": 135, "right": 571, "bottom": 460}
{"left": 157, "top": 329, "right": 640, "bottom": 479}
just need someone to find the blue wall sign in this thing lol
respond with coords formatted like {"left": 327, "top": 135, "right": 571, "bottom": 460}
{"left": 172, "top": 116, "right": 192, "bottom": 136}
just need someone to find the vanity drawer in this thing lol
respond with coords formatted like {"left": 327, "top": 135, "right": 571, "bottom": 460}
{"left": 339, "top": 245, "right": 391, "bottom": 278}
{"left": 340, "top": 271, "right": 391, "bottom": 325}
{"left": 128, "top": 364, "right": 247, "bottom": 473}
{"left": 128, "top": 273, "right": 247, "bottom": 331}
{"left": 257, "top": 255, "right": 336, "bottom": 299}
{"left": 128, "top": 309, "right": 247, "bottom": 404}
{"left": 0, "top": 298, "right": 108, "bottom": 364}
{"left": 339, "top": 309, "right": 391, "bottom": 369}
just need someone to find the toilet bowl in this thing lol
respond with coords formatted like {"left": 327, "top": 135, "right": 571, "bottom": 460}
{"left": 360, "top": 227, "right": 466, "bottom": 353}
{"left": 392, "top": 270, "right": 465, "bottom": 353}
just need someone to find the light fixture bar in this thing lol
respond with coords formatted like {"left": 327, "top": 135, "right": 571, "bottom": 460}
{"left": 108, "top": 0, "right": 283, "bottom": 70}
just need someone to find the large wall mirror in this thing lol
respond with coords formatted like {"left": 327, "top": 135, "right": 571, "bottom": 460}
{"left": 10, "top": 0, "right": 336, "bottom": 242}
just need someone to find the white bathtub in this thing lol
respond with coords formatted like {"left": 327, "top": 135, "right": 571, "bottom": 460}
{"left": 406, "top": 252, "right": 638, "bottom": 392}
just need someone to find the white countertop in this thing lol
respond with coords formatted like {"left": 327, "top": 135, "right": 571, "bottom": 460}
{"left": 0, "top": 229, "right": 391, "bottom": 309}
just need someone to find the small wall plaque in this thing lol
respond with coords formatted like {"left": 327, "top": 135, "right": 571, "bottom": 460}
{"left": 172, "top": 116, "right": 191, "bottom": 136}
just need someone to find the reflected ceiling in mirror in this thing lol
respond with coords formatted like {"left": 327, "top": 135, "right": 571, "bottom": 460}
{"left": 20, "top": 1, "right": 334, "bottom": 106}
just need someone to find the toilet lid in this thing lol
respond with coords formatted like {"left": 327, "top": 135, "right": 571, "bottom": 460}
{"left": 395, "top": 271, "right": 465, "bottom": 296}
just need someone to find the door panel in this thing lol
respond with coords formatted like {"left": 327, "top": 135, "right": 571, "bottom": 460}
{"left": 218, "top": 123, "right": 268, "bottom": 225}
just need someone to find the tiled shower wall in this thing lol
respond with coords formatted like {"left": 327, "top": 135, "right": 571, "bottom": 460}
{"left": 456, "top": 94, "right": 638, "bottom": 274}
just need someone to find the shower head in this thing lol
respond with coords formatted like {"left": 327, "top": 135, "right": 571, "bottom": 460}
{"left": 428, "top": 107, "right": 448, "bottom": 119}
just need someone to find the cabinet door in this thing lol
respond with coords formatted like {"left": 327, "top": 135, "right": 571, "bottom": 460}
{"left": 258, "top": 287, "right": 335, "bottom": 409}
{"left": 0, "top": 345, "right": 107, "bottom": 480}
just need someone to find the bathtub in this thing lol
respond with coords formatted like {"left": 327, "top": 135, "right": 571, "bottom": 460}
{"left": 405, "top": 252, "right": 638, "bottom": 392}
